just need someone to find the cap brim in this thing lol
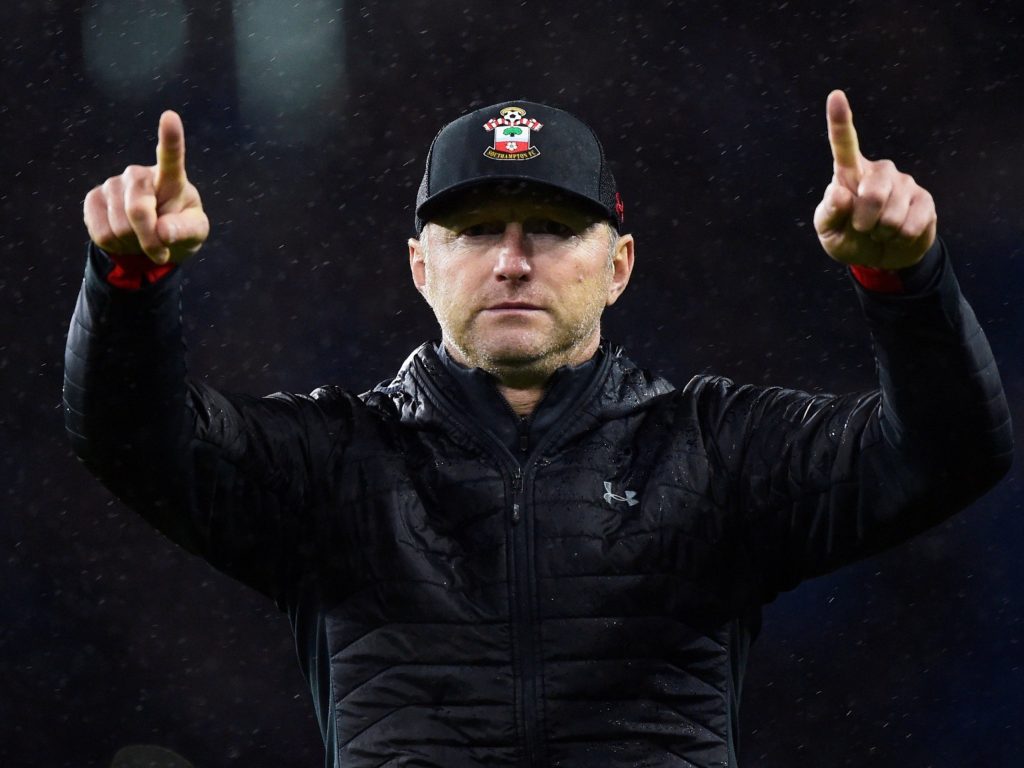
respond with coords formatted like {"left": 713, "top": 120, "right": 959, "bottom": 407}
{"left": 416, "top": 177, "right": 618, "bottom": 233}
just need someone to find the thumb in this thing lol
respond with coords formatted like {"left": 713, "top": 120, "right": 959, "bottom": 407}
{"left": 156, "top": 208, "right": 209, "bottom": 251}
{"left": 814, "top": 181, "right": 855, "bottom": 237}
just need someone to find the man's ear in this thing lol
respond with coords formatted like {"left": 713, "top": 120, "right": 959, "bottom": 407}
{"left": 408, "top": 235, "right": 429, "bottom": 301}
{"left": 606, "top": 233, "right": 635, "bottom": 307}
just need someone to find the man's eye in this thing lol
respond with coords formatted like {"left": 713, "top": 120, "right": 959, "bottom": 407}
{"left": 526, "top": 219, "right": 575, "bottom": 238}
{"left": 459, "top": 222, "right": 505, "bottom": 237}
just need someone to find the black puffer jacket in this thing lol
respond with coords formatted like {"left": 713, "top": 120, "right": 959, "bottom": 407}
{"left": 64, "top": 243, "right": 1012, "bottom": 767}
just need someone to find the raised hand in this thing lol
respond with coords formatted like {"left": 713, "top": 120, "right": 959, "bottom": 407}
{"left": 83, "top": 111, "right": 209, "bottom": 265}
{"left": 813, "top": 90, "right": 936, "bottom": 269}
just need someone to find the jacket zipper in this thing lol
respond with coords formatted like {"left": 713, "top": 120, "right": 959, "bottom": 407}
{"left": 511, "top": 466, "right": 523, "bottom": 524}
{"left": 509, "top": 462, "right": 542, "bottom": 765}
{"left": 504, "top": 363, "right": 610, "bottom": 766}
{"left": 411, "top": 349, "right": 613, "bottom": 768}
{"left": 512, "top": 416, "right": 529, "bottom": 525}
{"left": 510, "top": 412, "right": 542, "bottom": 764}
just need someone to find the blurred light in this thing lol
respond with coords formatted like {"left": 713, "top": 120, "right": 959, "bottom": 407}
{"left": 232, "top": 0, "right": 345, "bottom": 145}
{"left": 82, "top": 0, "right": 187, "bottom": 101}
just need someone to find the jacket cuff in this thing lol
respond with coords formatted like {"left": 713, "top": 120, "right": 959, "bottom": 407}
{"left": 92, "top": 243, "right": 177, "bottom": 290}
{"left": 81, "top": 242, "right": 184, "bottom": 340}
{"left": 848, "top": 239, "right": 944, "bottom": 295}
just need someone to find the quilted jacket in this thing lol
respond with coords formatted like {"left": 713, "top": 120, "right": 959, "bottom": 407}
{"left": 64, "top": 242, "right": 1012, "bottom": 767}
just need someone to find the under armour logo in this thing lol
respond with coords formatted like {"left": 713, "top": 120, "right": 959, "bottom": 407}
{"left": 603, "top": 481, "right": 638, "bottom": 507}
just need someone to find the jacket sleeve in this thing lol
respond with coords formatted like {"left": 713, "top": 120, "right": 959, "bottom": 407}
{"left": 692, "top": 239, "right": 1013, "bottom": 602}
{"left": 63, "top": 244, "right": 354, "bottom": 604}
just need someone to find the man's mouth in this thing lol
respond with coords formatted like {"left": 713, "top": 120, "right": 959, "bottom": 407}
{"left": 486, "top": 302, "right": 543, "bottom": 311}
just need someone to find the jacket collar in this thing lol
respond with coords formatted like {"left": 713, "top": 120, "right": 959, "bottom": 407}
{"left": 435, "top": 342, "right": 602, "bottom": 459}
{"left": 371, "top": 340, "right": 675, "bottom": 459}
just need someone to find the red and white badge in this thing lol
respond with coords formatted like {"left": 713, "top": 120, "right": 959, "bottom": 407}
{"left": 483, "top": 106, "right": 543, "bottom": 160}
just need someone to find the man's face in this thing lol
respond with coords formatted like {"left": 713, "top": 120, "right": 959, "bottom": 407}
{"left": 409, "top": 188, "right": 634, "bottom": 386}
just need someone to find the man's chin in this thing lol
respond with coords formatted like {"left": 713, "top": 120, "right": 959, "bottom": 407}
{"left": 459, "top": 326, "right": 596, "bottom": 374}
{"left": 460, "top": 335, "right": 551, "bottom": 370}
{"left": 479, "top": 345, "right": 546, "bottom": 368}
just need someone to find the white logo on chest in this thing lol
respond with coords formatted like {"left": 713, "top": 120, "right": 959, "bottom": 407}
{"left": 603, "top": 481, "right": 639, "bottom": 507}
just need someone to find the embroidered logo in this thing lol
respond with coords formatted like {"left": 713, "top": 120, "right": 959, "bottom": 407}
{"left": 603, "top": 481, "right": 638, "bottom": 507}
{"left": 483, "top": 106, "right": 543, "bottom": 161}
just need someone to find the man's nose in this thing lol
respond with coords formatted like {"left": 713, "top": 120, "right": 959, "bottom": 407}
{"left": 494, "top": 223, "right": 532, "bottom": 281}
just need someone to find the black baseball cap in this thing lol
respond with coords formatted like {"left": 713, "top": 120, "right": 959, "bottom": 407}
{"left": 414, "top": 100, "right": 624, "bottom": 234}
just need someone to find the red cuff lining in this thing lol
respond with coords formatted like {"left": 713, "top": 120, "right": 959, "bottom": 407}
{"left": 849, "top": 265, "right": 905, "bottom": 294}
{"left": 106, "top": 251, "right": 176, "bottom": 290}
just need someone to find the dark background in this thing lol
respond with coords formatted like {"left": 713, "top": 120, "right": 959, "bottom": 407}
{"left": 2, "top": 1, "right": 1021, "bottom": 765}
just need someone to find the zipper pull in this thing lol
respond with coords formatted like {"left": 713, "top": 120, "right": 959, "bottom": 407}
{"left": 511, "top": 469, "right": 523, "bottom": 524}
{"left": 518, "top": 416, "right": 530, "bottom": 455}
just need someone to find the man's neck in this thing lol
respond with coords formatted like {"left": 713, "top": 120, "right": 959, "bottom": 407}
{"left": 497, "top": 384, "right": 546, "bottom": 417}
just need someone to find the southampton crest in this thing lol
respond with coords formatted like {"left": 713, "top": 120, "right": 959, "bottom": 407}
{"left": 483, "top": 106, "right": 543, "bottom": 160}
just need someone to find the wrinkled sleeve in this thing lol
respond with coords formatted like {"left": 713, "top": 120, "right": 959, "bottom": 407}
{"left": 63, "top": 244, "right": 353, "bottom": 604}
{"left": 694, "top": 240, "right": 1013, "bottom": 602}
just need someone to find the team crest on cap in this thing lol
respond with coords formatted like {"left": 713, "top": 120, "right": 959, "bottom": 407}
{"left": 483, "top": 106, "right": 543, "bottom": 160}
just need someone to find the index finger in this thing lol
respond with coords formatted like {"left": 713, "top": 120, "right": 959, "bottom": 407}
{"left": 155, "top": 110, "right": 186, "bottom": 189}
{"left": 826, "top": 89, "right": 862, "bottom": 174}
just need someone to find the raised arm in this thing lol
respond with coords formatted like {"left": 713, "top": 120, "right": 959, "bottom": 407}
{"left": 701, "top": 92, "right": 1012, "bottom": 601}
{"left": 66, "top": 113, "right": 343, "bottom": 603}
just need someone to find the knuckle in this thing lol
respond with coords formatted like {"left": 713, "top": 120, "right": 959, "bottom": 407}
{"left": 900, "top": 223, "right": 923, "bottom": 239}
{"left": 898, "top": 171, "right": 916, "bottom": 187}
{"left": 84, "top": 186, "right": 103, "bottom": 211}
{"left": 125, "top": 199, "right": 153, "bottom": 223}
{"left": 859, "top": 190, "right": 886, "bottom": 209}
{"left": 865, "top": 158, "right": 896, "bottom": 178}
{"left": 88, "top": 219, "right": 111, "bottom": 243}
{"left": 121, "top": 165, "right": 151, "bottom": 186}
{"left": 878, "top": 210, "right": 902, "bottom": 229}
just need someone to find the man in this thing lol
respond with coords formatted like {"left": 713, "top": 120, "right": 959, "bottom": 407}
{"left": 65, "top": 93, "right": 1012, "bottom": 767}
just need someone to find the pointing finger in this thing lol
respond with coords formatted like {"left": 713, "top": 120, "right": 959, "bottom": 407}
{"left": 155, "top": 110, "right": 187, "bottom": 192}
{"left": 826, "top": 90, "right": 863, "bottom": 178}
